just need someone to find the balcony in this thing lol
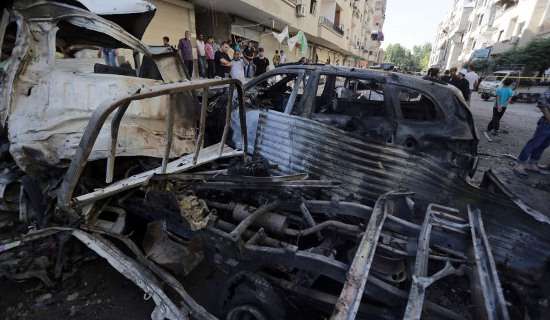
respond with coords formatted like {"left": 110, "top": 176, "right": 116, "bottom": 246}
{"left": 319, "top": 16, "right": 344, "bottom": 36}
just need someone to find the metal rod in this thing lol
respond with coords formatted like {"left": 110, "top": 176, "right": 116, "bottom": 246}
{"left": 59, "top": 79, "right": 245, "bottom": 209}
{"left": 468, "top": 206, "right": 510, "bottom": 320}
{"left": 161, "top": 94, "right": 176, "bottom": 173}
{"left": 219, "top": 84, "right": 234, "bottom": 157}
{"left": 0, "top": 10, "right": 9, "bottom": 56}
{"left": 193, "top": 88, "right": 208, "bottom": 165}
{"left": 106, "top": 100, "right": 132, "bottom": 183}
{"left": 403, "top": 208, "right": 433, "bottom": 320}
{"left": 229, "top": 201, "right": 281, "bottom": 241}
{"left": 132, "top": 51, "right": 141, "bottom": 76}
{"left": 300, "top": 201, "right": 322, "bottom": 239}
{"left": 285, "top": 220, "right": 361, "bottom": 237}
{"left": 331, "top": 196, "right": 388, "bottom": 320}
{"left": 236, "top": 84, "right": 248, "bottom": 160}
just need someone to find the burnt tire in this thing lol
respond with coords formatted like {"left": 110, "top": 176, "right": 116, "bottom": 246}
{"left": 221, "top": 272, "right": 286, "bottom": 320}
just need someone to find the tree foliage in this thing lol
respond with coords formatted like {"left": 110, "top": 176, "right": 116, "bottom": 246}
{"left": 412, "top": 43, "right": 432, "bottom": 71}
{"left": 496, "top": 38, "right": 550, "bottom": 75}
{"left": 384, "top": 43, "right": 432, "bottom": 71}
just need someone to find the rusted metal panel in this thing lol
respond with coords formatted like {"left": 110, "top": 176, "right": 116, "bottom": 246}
{"left": 254, "top": 110, "right": 478, "bottom": 205}
{"left": 252, "top": 110, "right": 550, "bottom": 280}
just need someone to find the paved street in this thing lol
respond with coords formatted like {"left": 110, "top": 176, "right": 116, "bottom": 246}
{"left": 469, "top": 91, "right": 550, "bottom": 183}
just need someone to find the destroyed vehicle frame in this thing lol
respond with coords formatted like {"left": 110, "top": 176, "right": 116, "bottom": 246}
{"left": 1, "top": 1, "right": 195, "bottom": 173}
{"left": 0, "top": 2, "right": 541, "bottom": 320}
{"left": 228, "top": 64, "right": 550, "bottom": 283}
{"left": 45, "top": 75, "right": 511, "bottom": 319}
{"left": 233, "top": 65, "right": 479, "bottom": 178}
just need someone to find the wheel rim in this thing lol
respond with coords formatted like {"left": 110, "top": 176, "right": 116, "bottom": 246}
{"left": 226, "top": 305, "right": 268, "bottom": 320}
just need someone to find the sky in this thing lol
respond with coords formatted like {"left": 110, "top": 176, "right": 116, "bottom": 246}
{"left": 382, "top": 0, "right": 454, "bottom": 49}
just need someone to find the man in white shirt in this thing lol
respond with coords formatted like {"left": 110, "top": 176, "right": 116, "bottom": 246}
{"left": 465, "top": 67, "right": 480, "bottom": 92}
{"left": 196, "top": 34, "right": 206, "bottom": 78}
{"left": 279, "top": 50, "right": 287, "bottom": 64}
{"left": 230, "top": 50, "right": 245, "bottom": 83}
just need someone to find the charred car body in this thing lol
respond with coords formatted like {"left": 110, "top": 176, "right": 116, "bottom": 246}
{"left": 0, "top": 1, "right": 549, "bottom": 320}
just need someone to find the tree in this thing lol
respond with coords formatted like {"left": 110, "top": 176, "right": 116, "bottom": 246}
{"left": 384, "top": 43, "right": 414, "bottom": 70}
{"left": 384, "top": 43, "right": 431, "bottom": 71}
{"left": 496, "top": 38, "right": 550, "bottom": 75}
{"left": 412, "top": 43, "right": 432, "bottom": 71}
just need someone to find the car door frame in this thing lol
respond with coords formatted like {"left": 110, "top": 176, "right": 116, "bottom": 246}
{"left": 243, "top": 69, "right": 307, "bottom": 114}
{"left": 301, "top": 69, "right": 399, "bottom": 142}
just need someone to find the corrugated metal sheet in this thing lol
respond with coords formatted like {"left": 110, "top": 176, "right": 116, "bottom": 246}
{"left": 251, "top": 110, "right": 550, "bottom": 279}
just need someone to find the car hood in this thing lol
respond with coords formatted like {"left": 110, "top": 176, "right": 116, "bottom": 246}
{"left": 13, "top": 0, "right": 156, "bottom": 41}
{"left": 480, "top": 81, "right": 499, "bottom": 88}
{"left": 74, "top": 0, "right": 156, "bottom": 39}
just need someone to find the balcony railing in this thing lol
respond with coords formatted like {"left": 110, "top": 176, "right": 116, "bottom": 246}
{"left": 319, "top": 16, "right": 344, "bottom": 36}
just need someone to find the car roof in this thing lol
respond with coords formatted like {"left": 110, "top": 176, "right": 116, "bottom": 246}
{"left": 273, "top": 64, "right": 441, "bottom": 86}
{"left": 493, "top": 70, "right": 519, "bottom": 74}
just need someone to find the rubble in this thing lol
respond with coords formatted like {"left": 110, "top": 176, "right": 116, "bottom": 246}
{"left": 0, "top": 1, "right": 549, "bottom": 320}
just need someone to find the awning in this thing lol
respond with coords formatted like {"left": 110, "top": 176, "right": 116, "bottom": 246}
{"left": 231, "top": 19, "right": 261, "bottom": 42}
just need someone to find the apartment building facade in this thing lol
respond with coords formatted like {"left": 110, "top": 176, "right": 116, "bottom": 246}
{"left": 430, "top": 0, "right": 550, "bottom": 70}
{"left": 429, "top": 0, "right": 474, "bottom": 70}
{"left": 189, "top": 0, "right": 386, "bottom": 66}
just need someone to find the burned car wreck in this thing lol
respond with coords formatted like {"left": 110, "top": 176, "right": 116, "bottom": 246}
{"left": 1, "top": 1, "right": 550, "bottom": 320}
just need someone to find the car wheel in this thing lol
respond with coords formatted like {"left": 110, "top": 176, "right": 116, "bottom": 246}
{"left": 222, "top": 272, "right": 287, "bottom": 320}
{"left": 481, "top": 93, "right": 490, "bottom": 101}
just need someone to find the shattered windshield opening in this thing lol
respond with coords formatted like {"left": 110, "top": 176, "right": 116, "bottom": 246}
{"left": 311, "top": 74, "right": 388, "bottom": 134}
{"left": 246, "top": 73, "right": 304, "bottom": 113}
{"left": 397, "top": 87, "right": 441, "bottom": 121}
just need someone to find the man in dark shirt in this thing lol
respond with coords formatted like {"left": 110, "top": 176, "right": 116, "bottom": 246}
{"left": 178, "top": 31, "right": 194, "bottom": 78}
{"left": 515, "top": 89, "right": 550, "bottom": 176}
{"left": 450, "top": 69, "right": 471, "bottom": 103}
{"left": 253, "top": 47, "right": 269, "bottom": 76}
{"left": 422, "top": 67, "right": 439, "bottom": 81}
{"left": 214, "top": 42, "right": 231, "bottom": 78}
{"left": 243, "top": 42, "right": 256, "bottom": 77}
{"left": 440, "top": 70, "right": 452, "bottom": 82}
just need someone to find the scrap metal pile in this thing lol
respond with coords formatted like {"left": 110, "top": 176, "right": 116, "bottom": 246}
{"left": 1, "top": 1, "right": 549, "bottom": 320}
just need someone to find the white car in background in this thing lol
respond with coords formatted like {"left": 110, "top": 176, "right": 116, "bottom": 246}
{"left": 478, "top": 70, "right": 519, "bottom": 101}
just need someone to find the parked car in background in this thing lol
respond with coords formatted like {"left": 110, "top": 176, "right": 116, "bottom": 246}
{"left": 478, "top": 70, "right": 547, "bottom": 103}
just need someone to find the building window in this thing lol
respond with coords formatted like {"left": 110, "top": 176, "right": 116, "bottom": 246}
{"left": 515, "top": 21, "right": 525, "bottom": 36}
{"left": 478, "top": 14, "right": 484, "bottom": 25}
{"left": 506, "top": 17, "right": 518, "bottom": 39}
{"left": 472, "top": 40, "right": 476, "bottom": 49}
{"left": 497, "top": 30, "right": 504, "bottom": 41}
{"left": 310, "top": 0, "right": 317, "bottom": 15}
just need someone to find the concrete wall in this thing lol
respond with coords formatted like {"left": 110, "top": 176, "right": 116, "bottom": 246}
{"left": 142, "top": 0, "right": 196, "bottom": 47}
{"left": 194, "top": 6, "right": 233, "bottom": 42}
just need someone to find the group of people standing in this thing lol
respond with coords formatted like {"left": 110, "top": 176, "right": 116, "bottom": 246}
{"left": 423, "top": 65, "right": 550, "bottom": 177}
{"left": 170, "top": 31, "right": 287, "bottom": 81}
{"left": 424, "top": 66, "right": 479, "bottom": 103}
